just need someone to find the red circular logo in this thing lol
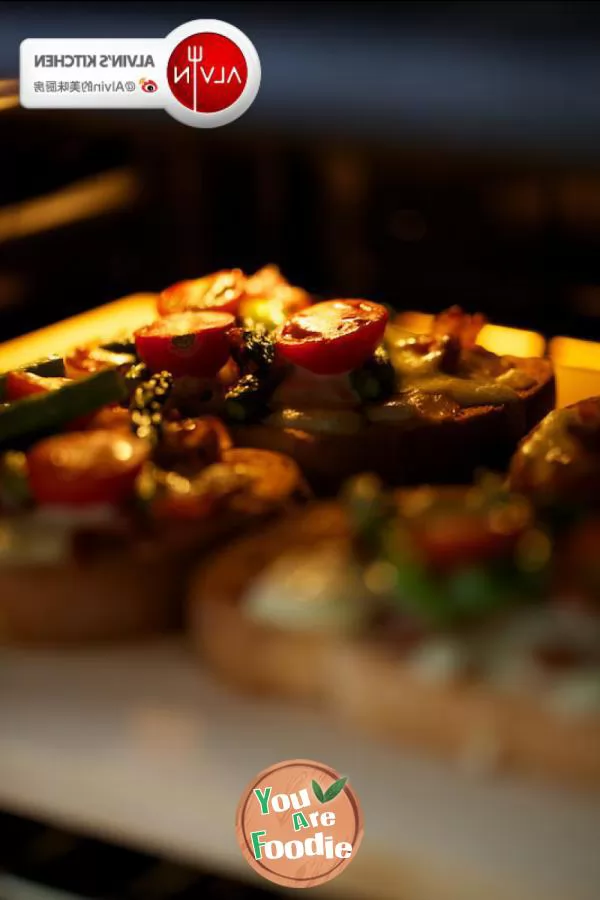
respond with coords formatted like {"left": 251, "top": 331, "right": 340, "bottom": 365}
{"left": 167, "top": 32, "right": 248, "bottom": 113}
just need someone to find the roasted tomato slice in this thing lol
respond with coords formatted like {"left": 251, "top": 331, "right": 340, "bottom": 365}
{"left": 158, "top": 270, "right": 246, "bottom": 317}
{"left": 432, "top": 305, "right": 486, "bottom": 349}
{"left": 155, "top": 416, "right": 233, "bottom": 475}
{"left": 245, "top": 264, "right": 286, "bottom": 296}
{"left": 411, "top": 513, "right": 521, "bottom": 570}
{"left": 5, "top": 370, "right": 71, "bottom": 400}
{"left": 84, "top": 405, "right": 132, "bottom": 431}
{"left": 135, "top": 312, "right": 235, "bottom": 378}
{"left": 243, "top": 265, "right": 311, "bottom": 314}
{"left": 276, "top": 299, "right": 388, "bottom": 375}
{"left": 64, "top": 346, "right": 134, "bottom": 380}
{"left": 27, "top": 429, "right": 149, "bottom": 507}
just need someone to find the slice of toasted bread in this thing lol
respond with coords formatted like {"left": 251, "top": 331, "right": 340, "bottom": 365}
{"left": 0, "top": 449, "right": 308, "bottom": 646}
{"left": 0, "top": 548, "right": 183, "bottom": 644}
{"left": 188, "top": 499, "right": 600, "bottom": 787}
{"left": 509, "top": 396, "right": 600, "bottom": 506}
{"left": 233, "top": 357, "right": 555, "bottom": 494}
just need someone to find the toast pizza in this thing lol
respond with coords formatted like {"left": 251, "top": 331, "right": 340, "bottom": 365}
{"left": 0, "top": 356, "right": 307, "bottom": 644}
{"left": 229, "top": 301, "right": 555, "bottom": 492}
{"left": 8, "top": 267, "right": 553, "bottom": 494}
{"left": 148, "top": 267, "right": 555, "bottom": 492}
{"left": 509, "top": 396, "right": 600, "bottom": 508}
{"left": 188, "top": 474, "right": 600, "bottom": 787}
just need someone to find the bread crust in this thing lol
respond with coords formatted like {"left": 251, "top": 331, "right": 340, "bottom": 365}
{"left": 188, "top": 500, "right": 600, "bottom": 787}
{"left": 232, "top": 357, "right": 555, "bottom": 493}
{"left": 509, "top": 396, "right": 600, "bottom": 505}
{"left": 0, "top": 550, "right": 182, "bottom": 644}
{"left": 0, "top": 449, "right": 308, "bottom": 646}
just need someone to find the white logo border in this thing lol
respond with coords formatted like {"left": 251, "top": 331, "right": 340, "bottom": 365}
{"left": 163, "top": 19, "right": 261, "bottom": 128}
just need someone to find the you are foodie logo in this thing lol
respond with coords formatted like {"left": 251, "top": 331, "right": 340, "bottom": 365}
{"left": 236, "top": 759, "right": 364, "bottom": 889}
{"left": 20, "top": 19, "right": 261, "bottom": 128}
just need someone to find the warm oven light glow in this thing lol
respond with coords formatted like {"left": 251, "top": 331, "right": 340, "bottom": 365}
{"left": 550, "top": 336, "right": 600, "bottom": 407}
{"left": 393, "top": 311, "right": 434, "bottom": 334}
{"left": 550, "top": 336, "right": 600, "bottom": 370}
{"left": 393, "top": 312, "right": 546, "bottom": 358}
{"left": 477, "top": 324, "right": 545, "bottom": 358}
{"left": 0, "top": 294, "right": 157, "bottom": 371}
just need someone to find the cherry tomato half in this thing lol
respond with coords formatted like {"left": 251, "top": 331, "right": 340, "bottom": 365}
{"left": 135, "top": 312, "right": 235, "bottom": 378}
{"left": 158, "top": 270, "right": 246, "bottom": 318}
{"left": 276, "top": 299, "right": 388, "bottom": 375}
{"left": 27, "top": 429, "right": 149, "bottom": 507}
{"left": 411, "top": 512, "right": 522, "bottom": 571}
{"left": 84, "top": 405, "right": 132, "bottom": 431}
{"left": 64, "top": 346, "right": 135, "bottom": 380}
{"left": 5, "top": 370, "right": 71, "bottom": 401}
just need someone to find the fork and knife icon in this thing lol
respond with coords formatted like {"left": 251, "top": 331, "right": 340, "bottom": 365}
{"left": 187, "top": 45, "right": 203, "bottom": 112}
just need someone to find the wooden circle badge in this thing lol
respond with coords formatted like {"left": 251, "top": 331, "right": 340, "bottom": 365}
{"left": 236, "top": 758, "right": 364, "bottom": 889}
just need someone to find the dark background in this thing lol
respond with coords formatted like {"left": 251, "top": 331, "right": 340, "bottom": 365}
{"left": 2, "top": 0, "right": 600, "bottom": 342}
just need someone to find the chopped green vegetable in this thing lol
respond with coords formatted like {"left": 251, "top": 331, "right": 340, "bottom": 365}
{"left": 0, "top": 369, "right": 128, "bottom": 450}
{"left": 100, "top": 338, "right": 137, "bottom": 356}
{"left": 350, "top": 346, "right": 395, "bottom": 402}
{"left": 224, "top": 374, "right": 269, "bottom": 423}
{"left": 0, "top": 451, "right": 31, "bottom": 508}
{"left": 231, "top": 325, "right": 276, "bottom": 375}
{"left": 129, "top": 371, "right": 173, "bottom": 444}
{"left": 341, "top": 474, "right": 396, "bottom": 559}
{"left": 125, "top": 362, "right": 151, "bottom": 389}
{"left": 387, "top": 555, "right": 548, "bottom": 627}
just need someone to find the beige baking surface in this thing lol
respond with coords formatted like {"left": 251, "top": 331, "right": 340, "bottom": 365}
{"left": 0, "top": 640, "right": 599, "bottom": 900}
{"left": 0, "top": 293, "right": 157, "bottom": 371}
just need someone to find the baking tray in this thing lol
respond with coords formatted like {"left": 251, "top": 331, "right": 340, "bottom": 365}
{"left": 1, "top": 639, "right": 600, "bottom": 900}
{"left": 1, "top": 300, "right": 600, "bottom": 900}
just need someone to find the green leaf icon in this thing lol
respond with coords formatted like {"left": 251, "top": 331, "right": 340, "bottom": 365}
{"left": 323, "top": 776, "right": 348, "bottom": 803}
{"left": 312, "top": 779, "right": 325, "bottom": 803}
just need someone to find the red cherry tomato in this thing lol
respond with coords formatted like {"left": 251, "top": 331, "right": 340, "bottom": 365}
{"left": 276, "top": 300, "right": 388, "bottom": 375}
{"left": 158, "top": 270, "right": 246, "bottom": 317}
{"left": 5, "top": 370, "right": 71, "bottom": 401}
{"left": 135, "top": 312, "right": 234, "bottom": 378}
{"left": 27, "top": 430, "right": 149, "bottom": 507}
{"left": 412, "top": 513, "right": 521, "bottom": 571}
{"left": 84, "top": 405, "right": 132, "bottom": 431}
{"left": 64, "top": 346, "right": 134, "bottom": 380}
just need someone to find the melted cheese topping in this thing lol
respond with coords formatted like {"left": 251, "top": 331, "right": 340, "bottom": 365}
{"left": 243, "top": 537, "right": 600, "bottom": 713}
{"left": 266, "top": 366, "right": 363, "bottom": 434}
{"left": 366, "top": 396, "right": 419, "bottom": 423}
{"left": 265, "top": 329, "right": 538, "bottom": 436}
{"left": 388, "top": 331, "right": 531, "bottom": 406}
{"left": 389, "top": 341, "right": 442, "bottom": 378}
{"left": 270, "top": 367, "right": 360, "bottom": 410}
{"left": 0, "top": 505, "right": 118, "bottom": 566}
{"left": 266, "top": 408, "right": 364, "bottom": 435}
{"left": 518, "top": 408, "right": 579, "bottom": 488}
{"left": 496, "top": 367, "right": 537, "bottom": 391}
{"left": 244, "top": 544, "right": 372, "bottom": 634}
{"left": 413, "top": 375, "right": 519, "bottom": 406}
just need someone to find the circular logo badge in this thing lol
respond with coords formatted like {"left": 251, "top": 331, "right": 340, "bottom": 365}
{"left": 164, "top": 20, "right": 260, "bottom": 128}
{"left": 236, "top": 759, "right": 363, "bottom": 890}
